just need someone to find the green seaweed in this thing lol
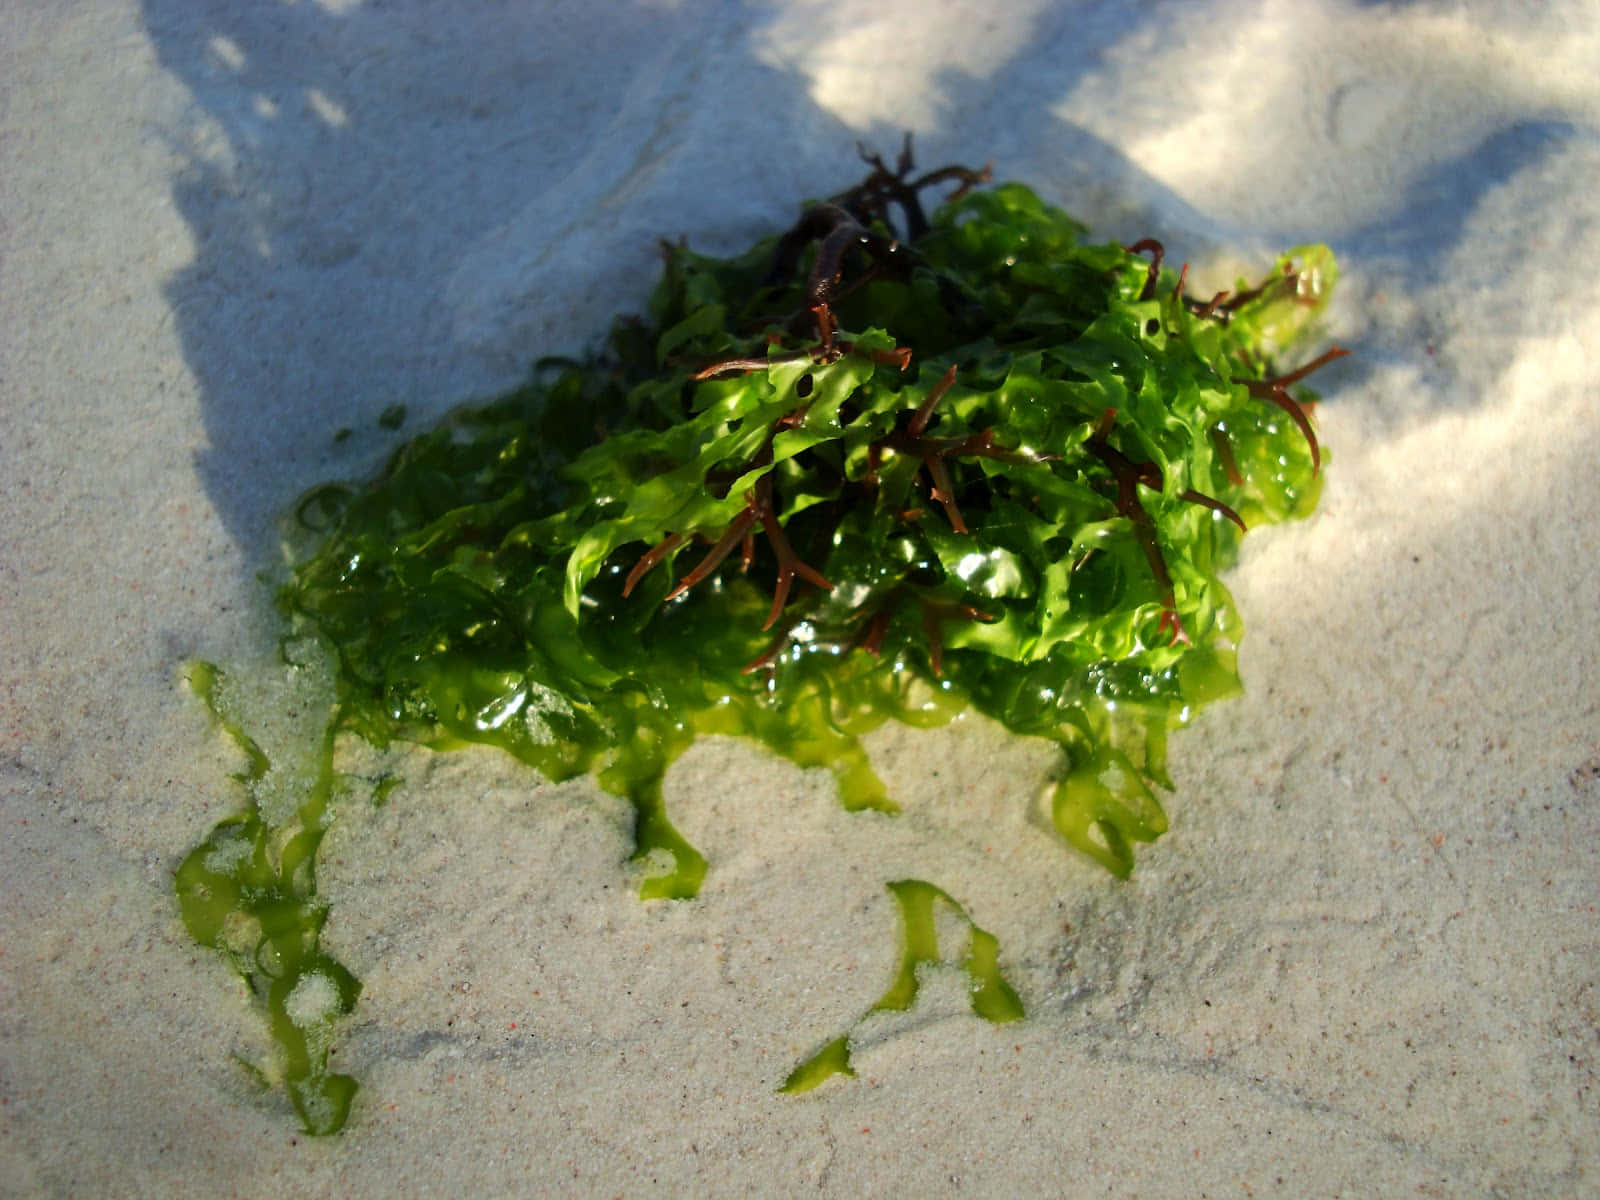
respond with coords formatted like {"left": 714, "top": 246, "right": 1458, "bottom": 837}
{"left": 175, "top": 662, "right": 360, "bottom": 1136}
{"left": 782, "top": 881, "right": 1025, "bottom": 1093}
{"left": 178, "top": 148, "right": 1339, "bottom": 1132}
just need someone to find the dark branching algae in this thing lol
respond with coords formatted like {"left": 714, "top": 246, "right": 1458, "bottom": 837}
{"left": 176, "top": 141, "right": 1341, "bottom": 1133}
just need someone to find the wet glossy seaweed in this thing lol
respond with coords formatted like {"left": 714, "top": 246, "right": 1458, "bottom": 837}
{"left": 177, "top": 152, "right": 1339, "bottom": 1131}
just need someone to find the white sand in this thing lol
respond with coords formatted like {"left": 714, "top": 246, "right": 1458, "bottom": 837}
{"left": 3, "top": 0, "right": 1597, "bottom": 1194}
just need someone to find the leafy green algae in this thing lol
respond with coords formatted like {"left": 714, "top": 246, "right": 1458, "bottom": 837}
{"left": 176, "top": 662, "right": 359, "bottom": 1135}
{"left": 177, "top": 155, "right": 1339, "bottom": 1133}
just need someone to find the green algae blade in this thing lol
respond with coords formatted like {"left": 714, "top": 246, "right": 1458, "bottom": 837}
{"left": 781, "top": 880, "right": 1024, "bottom": 1092}
{"left": 176, "top": 663, "right": 361, "bottom": 1135}
{"left": 780, "top": 1035, "right": 857, "bottom": 1094}
{"left": 873, "top": 881, "right": 1025, "bottom": 1023}
{"left": 626, "top": 776, "right": 708, "bottom": 901}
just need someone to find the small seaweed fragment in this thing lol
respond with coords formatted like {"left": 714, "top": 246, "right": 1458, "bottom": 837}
{"left": 174, "top": 663, "right": 360, "bottom": 1136}
{"left": 178, "top": 142, "right": 1341, "bottom": 1130}
{"left": 782, "top": 881, "right": 1024, "bottom": 1093}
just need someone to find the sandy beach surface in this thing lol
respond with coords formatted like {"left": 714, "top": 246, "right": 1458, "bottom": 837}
{"left": 4, "top": 1, "right": 1598, "bottom": 1194}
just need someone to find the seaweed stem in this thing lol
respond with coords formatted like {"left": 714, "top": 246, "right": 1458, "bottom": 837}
{"left": 663, "top": 507, "right": 759, "bottom": 602}
{"left": 842, "top": 133, "right": 992, "bottom": 241}
{"left": 1209, "top": 425, "right": 1243, "bottom": 486}
{"left": 633, "top": 471, "right": 832, "bottom": 628}
{"left": 909, "top": 364, "right": 959, "bottom": 438}
{"left": 1125, "top": 238, "right": 1164, "bottom": 302}
{"left": 921, "top": 602, "right": 996, "bottom": 676}
{"left": 623, "top": 532, "right": 686, "bottom": 597}
{"left": 1237, "top": 346, "right": 1349, "bottom": 474}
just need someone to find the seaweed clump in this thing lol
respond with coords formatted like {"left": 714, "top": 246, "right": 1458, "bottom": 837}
{"left": 176, "top": 141, "right": 1341, "bottom": 1132}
